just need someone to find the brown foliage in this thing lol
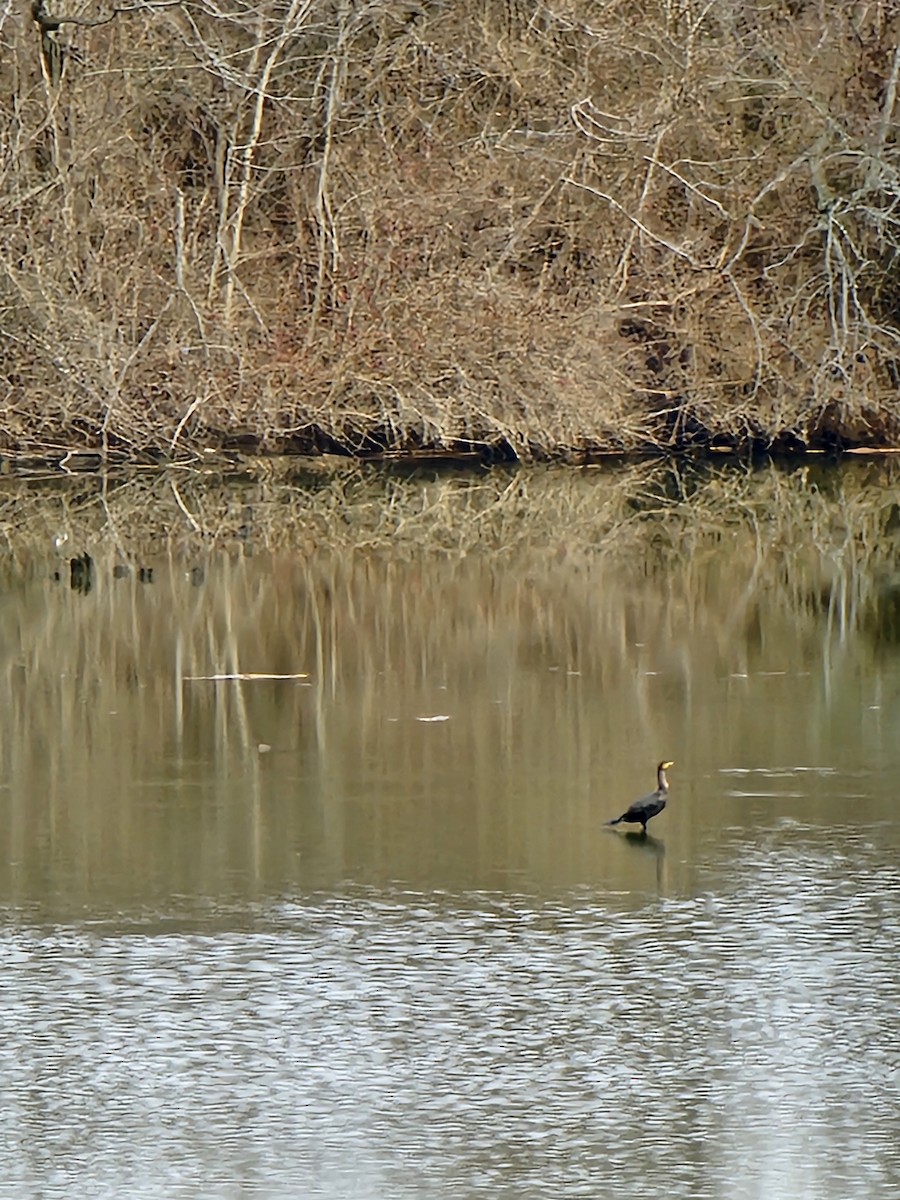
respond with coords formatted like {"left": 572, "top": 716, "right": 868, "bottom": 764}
{"left": 2, "top": 0, "right": 900, "bottom": 460}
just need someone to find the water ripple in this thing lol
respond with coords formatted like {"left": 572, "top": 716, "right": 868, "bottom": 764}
{"left": 2, "top": 844, "right": 899, "bottom": 1199}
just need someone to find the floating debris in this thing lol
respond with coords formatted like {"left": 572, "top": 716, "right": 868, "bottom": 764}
{"left": 726, "top": 790, "right": 804, "bottom": 799}
{"left": 184, "top": 672, "right": 309, "bottom": 681}
{"left": 720, "top": 765, "right": 837, "bottom": 777}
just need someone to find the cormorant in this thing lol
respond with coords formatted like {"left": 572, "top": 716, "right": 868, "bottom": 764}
{"left": 607, "top": 760, "right": 674, "bottom": 834}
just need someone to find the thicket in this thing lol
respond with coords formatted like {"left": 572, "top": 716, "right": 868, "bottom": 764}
{"left": 2, "top": 0, "right": 900, "bottom": 462}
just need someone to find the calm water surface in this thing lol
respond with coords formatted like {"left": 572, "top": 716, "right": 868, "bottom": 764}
{"left": 1, "top": 464, "right": 899, "bottom": 1198}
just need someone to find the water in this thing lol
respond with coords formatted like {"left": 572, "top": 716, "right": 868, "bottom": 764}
{"left": 1, "top": 462, "right": 900, "bottom": 1198}
{"left": 3, "top": 854, "right": 899, "bottom": 1199}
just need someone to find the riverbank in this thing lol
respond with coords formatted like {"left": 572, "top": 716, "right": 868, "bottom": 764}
{"left": 4, "top": 3, "right": 900, "bottom": 462}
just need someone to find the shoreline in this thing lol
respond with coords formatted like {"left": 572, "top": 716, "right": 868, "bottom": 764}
{"left": 5, "top": 8, "right": 900, "bottom": 476}
{"left": 3, "top": 435, "right": 900, "bottom": 475}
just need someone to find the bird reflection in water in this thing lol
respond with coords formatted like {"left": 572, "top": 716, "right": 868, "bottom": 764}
{"left": 621, "top": 826, "right": 667, "bottom": 893}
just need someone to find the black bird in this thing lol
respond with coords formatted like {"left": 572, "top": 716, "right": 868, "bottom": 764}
{"left": 607, "top": 760, "right": 674, "bottom": 834}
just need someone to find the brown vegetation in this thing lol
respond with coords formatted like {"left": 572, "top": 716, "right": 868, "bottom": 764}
{"left": 3, "top": 0, "right": 900, "bottom": 462}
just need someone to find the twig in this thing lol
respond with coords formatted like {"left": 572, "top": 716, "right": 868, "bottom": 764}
{"left": 563, "top": 176, "right": 703, "bottom": 267}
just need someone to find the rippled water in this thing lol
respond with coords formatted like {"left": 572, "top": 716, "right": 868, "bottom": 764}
{"left": 3, "top": 465, "right": 900, "bottom": 1197}
{"left": 3, "top": 822, "right": 900, "bottom": 1199}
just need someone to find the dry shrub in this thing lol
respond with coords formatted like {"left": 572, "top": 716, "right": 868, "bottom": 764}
{"left": 1, "top": 0, "right": 900, "bottom": 459}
